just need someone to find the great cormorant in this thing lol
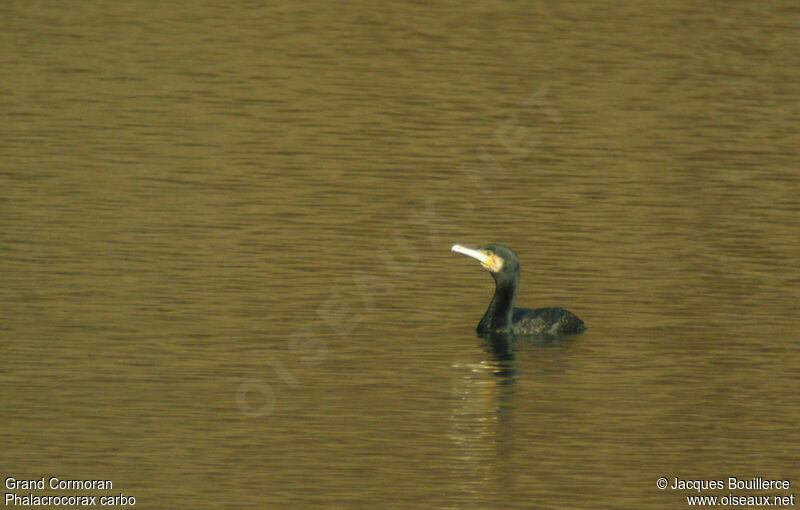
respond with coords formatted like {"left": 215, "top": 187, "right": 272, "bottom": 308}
{"left": 452, "top": 243, "right": 585, "bottom": 336}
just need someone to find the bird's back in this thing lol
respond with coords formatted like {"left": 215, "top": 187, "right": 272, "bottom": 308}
{"left": 512, "top": 307, "right": 585, "bottom": 336}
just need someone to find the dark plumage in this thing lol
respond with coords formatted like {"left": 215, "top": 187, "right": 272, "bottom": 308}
{"left": 452, "top": 243, "right": 585, "bottom": 336}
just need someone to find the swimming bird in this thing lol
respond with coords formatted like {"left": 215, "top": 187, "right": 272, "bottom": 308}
{"left": 452, "top": 243, "right": 585, "bottom": 336}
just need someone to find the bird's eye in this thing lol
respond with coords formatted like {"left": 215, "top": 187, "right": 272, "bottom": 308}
{"left": 486, "top": 251, "right": 493, "bottom": 256}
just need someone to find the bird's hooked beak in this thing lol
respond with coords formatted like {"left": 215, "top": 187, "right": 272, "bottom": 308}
{"left": 451, "top": 244, "right": 504, "bottom": 273}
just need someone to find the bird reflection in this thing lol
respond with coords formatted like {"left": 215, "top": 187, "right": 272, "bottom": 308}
{"left": 482, "top": 331, "right": 515, "bottom": 362}
{"left": 448, "top": 331, "right": 573, "bottom": 497}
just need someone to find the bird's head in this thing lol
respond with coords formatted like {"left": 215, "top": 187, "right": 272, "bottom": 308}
{"left": 451, "top": 243, "right": 520, "bottom": 283}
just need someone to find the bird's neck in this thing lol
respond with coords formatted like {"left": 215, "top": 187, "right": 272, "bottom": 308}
{"left": 477, "top": 273, "right": 518, "bottom": 333}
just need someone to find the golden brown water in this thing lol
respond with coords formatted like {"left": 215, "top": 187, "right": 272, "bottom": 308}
{"left": 2, "top": 1, "right": 799, "bottom": 508}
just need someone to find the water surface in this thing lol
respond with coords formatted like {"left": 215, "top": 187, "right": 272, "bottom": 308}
{"left": 2, "top": 1, "right": 799, "bottom": 508}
